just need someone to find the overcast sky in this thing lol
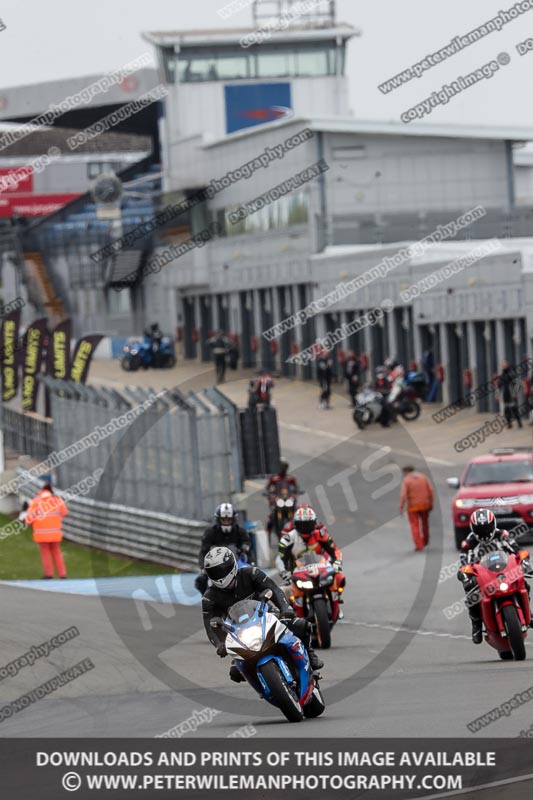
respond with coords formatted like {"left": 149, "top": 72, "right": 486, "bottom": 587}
{"left": 0, "top": 0, "right": 532, "bottom": 135}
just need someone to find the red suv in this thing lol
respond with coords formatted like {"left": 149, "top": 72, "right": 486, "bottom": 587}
{"left": 447, "top": 448, "right": 533, "bottom": 550}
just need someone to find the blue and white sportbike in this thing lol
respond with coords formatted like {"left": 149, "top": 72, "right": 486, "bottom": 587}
{"left": 211, "top": 591, "right": 325, "bottom": 722}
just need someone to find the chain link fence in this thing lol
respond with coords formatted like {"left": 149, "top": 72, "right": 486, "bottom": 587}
{"left": 3, "top": 378, "right": 244, "bottom": 521}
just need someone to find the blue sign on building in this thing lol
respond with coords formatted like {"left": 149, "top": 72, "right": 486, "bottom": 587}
{"left": 225, "top": 83, "right": 293, "bottom": 134}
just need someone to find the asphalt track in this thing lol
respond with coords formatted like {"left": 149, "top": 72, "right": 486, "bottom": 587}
{"left": 2, "top": 372, "right": 533, "bottom": 757}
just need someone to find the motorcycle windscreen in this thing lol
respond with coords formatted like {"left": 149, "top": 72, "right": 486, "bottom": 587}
{"left": 295, "top": 551, "right": 324, "bottom": 567}
{"left": 479, "top": 551, "right": 509, "bottom": 572}
{"left": 227, "top": 599, "right": 260, "bottom": 624}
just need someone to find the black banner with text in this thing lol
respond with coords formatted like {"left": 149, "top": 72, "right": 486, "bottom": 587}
{"left": 1, "top": 739, "right": 532, "bottom": 800}
{"left": 21, "top": 317, "right": 48, "bottom": 412}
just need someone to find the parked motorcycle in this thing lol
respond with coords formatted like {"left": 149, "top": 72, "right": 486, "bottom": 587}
{"left": 353, "top": 383, "right": 420, "bottom": 430}
{"left": 248, "top": 373, "right": 273, "bottom": 409}
{"left": 121, "top": 334, "right": 176, "bottom": 371}
{"left": 353, "top": 386, "right": 388, "bottom": 429}
{"left": 211, "top": 590, "right": 326, "bottom": 722}
{"left": 388, "top": 381, "right": 421, "bottom": 421}
{"left": 460, "top": 548, "right": 531, "bottom": 660}
{"left": 289, "top": 551, "right": 340, "bottom": 649}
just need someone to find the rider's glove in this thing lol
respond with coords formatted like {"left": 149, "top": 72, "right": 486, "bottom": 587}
{"left": 332, "top": 560, "right": 342, "bottom": 573}
{"left": 216, "top": 644, "right": 227, "bottom": 658}
{"left": 280, "top": 570, "right": 291, "bottom": 583}
{"left": 280, "top": 607, "right": 296, "bottom": 622}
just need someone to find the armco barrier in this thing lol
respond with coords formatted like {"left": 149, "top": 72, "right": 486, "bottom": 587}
{"left": 18, "top": 470, "right": 205, "bottom": 570}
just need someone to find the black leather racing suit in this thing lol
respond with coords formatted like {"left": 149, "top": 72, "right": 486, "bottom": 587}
{"left": 202, "top": 566, "right": 320, "bottom": 677}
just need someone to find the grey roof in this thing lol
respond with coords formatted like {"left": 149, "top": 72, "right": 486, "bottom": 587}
{"left": 202, "top": 115, "right": 533, "bottom": 149}
{"left": 142, "top": 23, "right": 359, "bottom": 47}
{"left": 0, "top": 126, "right": 152, "bottom": 157}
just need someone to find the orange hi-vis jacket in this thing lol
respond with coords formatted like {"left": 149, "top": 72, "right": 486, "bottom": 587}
{"left": 399, "top": 472, "right": 434, "bottom": 513}
{"left": 26, "top": 490, "right": 68, "bottom": 543}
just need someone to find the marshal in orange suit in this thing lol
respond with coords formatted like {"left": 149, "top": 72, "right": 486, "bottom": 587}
{"left": 26, "top": 482, "right": 68, "bottom": 579}
{"left": 399, "top": 466, "right": 434, "bottom": 551}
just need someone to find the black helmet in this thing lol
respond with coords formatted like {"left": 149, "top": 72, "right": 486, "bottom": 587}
{"left": 470, "top": 508, "right": 496, "bottom": 542}
{"left": 204, "top": 546, "right": 238, "bottom": 590}
{"left": 279, "top": 457, "right": 289, "bottom": 476}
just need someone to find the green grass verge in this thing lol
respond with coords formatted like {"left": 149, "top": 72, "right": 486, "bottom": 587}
{"left": 0, "top": 513, "right": 178, "bottom": 581}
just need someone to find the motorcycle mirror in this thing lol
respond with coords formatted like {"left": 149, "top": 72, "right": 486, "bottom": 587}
{"left": 210, "top": 618, "right": 223, "bottom": 629}
{"left": 446, "top": 477, "right": 460, "bottom": 489}
{"left": 259, "top": 589, "right": 273, "bottom": 601}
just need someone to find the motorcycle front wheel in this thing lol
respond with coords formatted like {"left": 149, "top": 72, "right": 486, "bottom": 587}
{"left": 400, "top": 401, "right": 421, "bottom": 421}
{"left": 501, "top": 604, "right": 526, "bottom": 661}
{"left": 313, "top": 597, "right": 331, "bottom": 649}
{"left": 303, "top": 683, "right": 326, "bottom": 718}
{"left": 258, "top": 661, "right": 303, "bottom": 722}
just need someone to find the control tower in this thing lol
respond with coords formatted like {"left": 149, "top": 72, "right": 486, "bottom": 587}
{"left": 143, "top": 1, "right": 359, "bottom": 142}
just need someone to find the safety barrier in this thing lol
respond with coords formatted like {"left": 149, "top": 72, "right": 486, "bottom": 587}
{"left": 18, "top": 469, "right": 205, "bottom": 570}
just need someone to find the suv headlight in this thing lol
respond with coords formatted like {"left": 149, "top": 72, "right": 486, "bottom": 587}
{"left": 518, "top": 495, "right": 533, "bottom": 505}
{"left": 456, "top": 499, "right": 476, "bottom": 509}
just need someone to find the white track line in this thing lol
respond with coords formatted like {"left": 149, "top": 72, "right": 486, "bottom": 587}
{"left": 344, "top": 619, "right": 533, "bottom": 648}
{"left": 407, "top": 771, "right": 533, "bottom": 800}
{"left": 279, "top": 422, "right": 455, "bottom": 466}
{"left": 342, "top": 620, "right": 470, "bottom": 641}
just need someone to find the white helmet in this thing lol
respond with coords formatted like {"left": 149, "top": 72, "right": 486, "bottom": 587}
{"left": 204, "top": 546, "right": 238, "bottom": 590}
{"left": 215, "top": 502, "right": 237, "bottom": 533}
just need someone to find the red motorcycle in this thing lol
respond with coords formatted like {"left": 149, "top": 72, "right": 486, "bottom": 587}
{"left": 248, "top": 373, "right": 273, "bottom": 409}
{"left": 460, "top": 549, "right": 531, "bottom": 660}
{"left": 289, "top": 551, "right": 341, "bottom": 649}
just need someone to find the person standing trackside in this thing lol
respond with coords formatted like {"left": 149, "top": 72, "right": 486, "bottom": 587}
{"left": 207, "top": 330, "right": 229, "bottom": 384}
{"left": 317, "top": 349, "right": 333, "bottom": 410}
{"left": 498, "top": 359, "right": 523, "bottom": 429}
{"left": 344, "top": 351, "right": 360, "bottom": 407}
{"left": 399, "top": 466, "right": 434, "bottom": 552}
{"left": 26, "top": 481, "right": 68, "bottom": 579}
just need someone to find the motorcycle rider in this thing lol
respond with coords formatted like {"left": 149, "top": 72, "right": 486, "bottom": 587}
{"left": 276, "top": 505, "right": 346, "bottom": 618}
{"left": 195, "top": 503, "right": 253, "bottom": 594}
{"left": 265, "top": 457, "right": 299, "bottom": 538}
{"left": 202, "top": 546, "right": 324, "bottom": 680}
{"left": 457, "top": 508, "right": 533, "bottom": 643}
{"left": 144, "top": 322, "right": 163, "bottom": 367}
{"left": 249, "top": 369, "right": 274, "bottom": 407}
